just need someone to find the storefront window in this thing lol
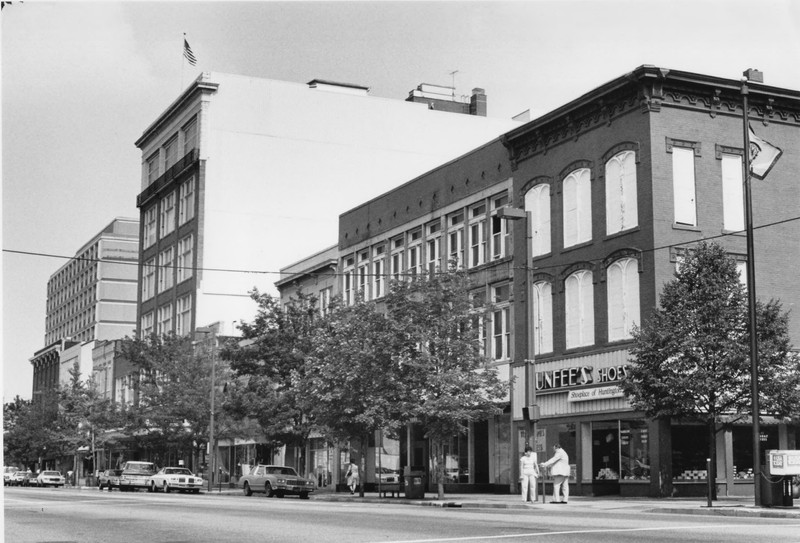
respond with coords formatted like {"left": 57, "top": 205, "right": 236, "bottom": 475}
{"left": 494, "top": 415, "right": 512, "bottom": 484}
{"left": 441, "top": 432, "right": 469, "bottom": 483}
{"left": 732, "top": 425, "right": 779, "bottom": 479}
{"left": 539, "top": 422, "right": 577, "bottom": 480}
{"left": 375, "top": 432, "right": 401, "bottom": 485}
{"left": 672, "top": 425, "right": 709, "bottom": 480}
{"left": 592, "top": 422, "right": 619, "bottom": 480}
{"left": 620, "top": 420, "right": 650, "bottom": 481}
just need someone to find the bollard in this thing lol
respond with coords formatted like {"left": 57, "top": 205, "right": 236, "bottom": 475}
{"left": 706, "top": 458, "right": 712, "bottom": 508}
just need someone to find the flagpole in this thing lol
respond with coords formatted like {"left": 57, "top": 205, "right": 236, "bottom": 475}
{"left": 740, "top": 69, "right": 761, "bottom": 507}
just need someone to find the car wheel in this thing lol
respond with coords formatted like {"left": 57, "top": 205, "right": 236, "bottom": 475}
{"left": 265, "top": 482, "right": 275, "bottom": 498}
{"left": 163, "top": 481, "right": 170, "bottom": 493}
{"left": 299, "top": 492, "right": 309, "bottom": 500}
{"left": 243, "top": 482, "right": 252, "bottom": 496}
{"left": 149, "top": 481, "right": 157, "bottom": 492}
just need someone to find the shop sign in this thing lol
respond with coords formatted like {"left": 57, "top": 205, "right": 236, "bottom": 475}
{"left": 566, "top": 385, "right": 624, "bottom": 403}
{"left": 766, "top": 450, "right": 800, "bottom": 476}
{"left": 537, "top": 364, "right": 629, "bottom": 391}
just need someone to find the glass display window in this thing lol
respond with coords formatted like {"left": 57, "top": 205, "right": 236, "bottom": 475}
{"left": 620, "top": 420, "right": 650, "bottom": 481}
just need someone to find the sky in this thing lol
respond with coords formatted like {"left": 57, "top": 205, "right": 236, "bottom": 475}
{"left": 3, "top": 0, "right": 800, "bottom": 402}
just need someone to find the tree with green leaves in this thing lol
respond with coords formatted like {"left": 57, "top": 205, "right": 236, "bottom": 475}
{"left": 385, "top": 267, "right": 508, "bottom": 499}
{"left": 621, "top": 242, "right": 800, "bottom": 498}
{"left": 221, "top": 289, "right": 320, "bottom": 470}
{"left": 302, "top": 295, "right": 407, "bottom": 496}
{"left": 120, "top": 333, "right": 231, "bottom": 470}
{"left": 55, "top": 362, "right": 122, "bottom": 477}
{"left": 4, "top": 395, "right": 54, "bottom": 470}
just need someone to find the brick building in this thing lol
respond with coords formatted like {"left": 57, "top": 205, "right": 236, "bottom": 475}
{"left": 284, "top": 66, "right": 800, "bottom": 497}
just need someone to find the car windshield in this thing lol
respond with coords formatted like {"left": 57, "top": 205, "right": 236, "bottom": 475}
{"left": 165, "top": 468, "right": 192, "bottom": 475}
{"left": 42, "top": 471, "right": 60, "bottom": 476}
{"left": 266, "top": 467, "right": 297, "bottom": 476}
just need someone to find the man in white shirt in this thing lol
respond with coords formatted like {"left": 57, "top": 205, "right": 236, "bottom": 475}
{"left": 540, "top": 443, "right": 570, "bottom": 503}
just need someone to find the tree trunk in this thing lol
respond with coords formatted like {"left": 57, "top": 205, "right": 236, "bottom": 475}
{"left": 360, "top": 436, "right": 368, "bottom": 498}
{"left": 434, "top": 439, "right": 445, "bottom": 500}
{"left": 707, "top": 419, "right": 717, "bottom": 501}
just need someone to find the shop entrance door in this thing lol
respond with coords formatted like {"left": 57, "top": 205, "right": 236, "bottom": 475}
{"left": 592, "top": 423, "right": 620, "bottom": 495}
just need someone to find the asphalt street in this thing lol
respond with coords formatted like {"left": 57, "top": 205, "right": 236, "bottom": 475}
{"left": 5, "top": 486, "right": 800, "bottom": 543}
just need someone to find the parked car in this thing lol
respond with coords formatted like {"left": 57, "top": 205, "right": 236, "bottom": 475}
{"left": 98, "top": 469, "right": 122, "bottom": 491}
{"left": 148, "top": 467, "right": 203, "bottom": 494}
{"left": 10, "top": 470, "right": 31, "bottom": 486}
{"left": 4, "top": 466, "right": 19, "bottom": 486}
{"left": 239, "top": 465, "right": 314, "bottom": 499}
{"left": 21, "top": 472, "right": 40, "bottom": 487}
{"left": 37, "top": 470, "right": 65, "bottom": 487}
{"left": 118, "top": 461, "right": 156, "bottom": 492}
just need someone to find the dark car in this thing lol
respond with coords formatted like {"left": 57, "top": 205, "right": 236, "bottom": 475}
{"left": 98, "top": 469, "right": 122, "bottom": 491}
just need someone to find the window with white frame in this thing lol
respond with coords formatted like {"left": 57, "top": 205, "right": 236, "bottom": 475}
{"left": 607, "top": 258, "right": 640, "bottom": 342}
{"left": 176, "top": 234, "right": 194, "bottom": 283}
{"left": 176, "top": 295, "right": 192, "bottom": 336}
{"left": 319, "top": 287, "right": 333, "bottom": 315}
{"left": 159, "top": 191, "right": 176, "bottom": 238}
{"left": 147, "top": 152, "right": 160, "bottom": 185}
{"left": 448, "top": 213, "right": 465, "bottom": 268}
{"left": 343, "top": 257, "right": 355, "bottom": 305}
{"left": 491, "top": 284, "right": 510, "bottom": 360}
{"left": 525, "top": 184, "right": 551, "bottom": 257}
{"left": 373, "top": 259, "right": 384, "bottom": 298}
{"left": 164, "top": 136, "right": 179, "bottom": 170}
{"left": 391, "top": 237, "right": 404, "bottom": 281}
{"left": 157, "top": 303, "right": 173, "bottom": 335}
{"left": 490, "top": 194, "right": 510, "bottom": 260}
{"left": 407, "top": 229, "right": 422, "bottom": 278}
{"left": 142, "top": 259, "right": 156, "bottom": 301}
{"left": 183, "top": 118, "right": 198, "bottom": 155}
{"left": 140, "top": 311, "right": 154, "bottom": 337}
{"left": 605, "top": 150, "right": 638, "bottom": 235}
{"left": 563, "top": 168, "right": 592, "bottom": 247}
{"left": 178, "top": 176, "right": 195, "bottom": 225}
{"left": 143, "top": 207, "right": 157, "bottom": 249}
{"left": 736, "top": 260, "right": 747, "bottom": 288}
{"left": 671, "top": 146, "right": 697, "bottom": 226}
{"left": 358, "top": 252, "right": 369, "bottom": 300}
{"left": 158, "top": 247, "right": 174, "bottom": 293}
{"left": 532, "top": 281, "right": 553, "bottom": 355}
{"left": 721, "top": 153, "right": 745, "bottom": 232}
{"left": 469, "top": 205, "right": 486, "bottom": 268}
{"left": 565, "top": 269, "right": 595, "bottom": 349}
{"left": 426, "top": 237, "right": 440, "bottom": 274}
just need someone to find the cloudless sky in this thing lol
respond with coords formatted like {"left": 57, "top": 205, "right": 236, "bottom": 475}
{"left": 3, "top": 0, "right": 799, "bottom": 402}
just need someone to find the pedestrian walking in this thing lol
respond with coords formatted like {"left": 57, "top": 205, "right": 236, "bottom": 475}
{"left": 345, "top": 461, "right": 360, "bottom": 495}
{"left": 540, "top": 443, "right": 570, "bottom": 504}
{"left": 519, "top": 445, "right": 540, "bottom": 503}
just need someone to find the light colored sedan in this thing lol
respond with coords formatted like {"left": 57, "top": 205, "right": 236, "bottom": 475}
{"left": 37, "top": 470, "right": 65, "bottom": 487}
{"left": 148, "top": 467, "right": 203, "bottom": 493}
{"left": 239, "top": 465, "right": 315, "bottom": 499}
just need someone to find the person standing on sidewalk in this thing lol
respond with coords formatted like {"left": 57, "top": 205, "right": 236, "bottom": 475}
{"left": 540, "top": 444, "right": 570, "bottom": 503}
{"left": 345, "top": 461, "right": 360, "bottom": 495}
{"left": 519, "top": 445, "right": 540, "bottom": 503}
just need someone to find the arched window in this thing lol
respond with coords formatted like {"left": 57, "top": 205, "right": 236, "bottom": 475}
{"left": 563, "top": 168, "right": 592, "bottom": 248}
{"left": 605, "top": 151, "right": 638, "bottom": 235}
{"left": 525, "top": 184, "right": 551, "bottom": 257}
{"left": 607, "top": 258, "right": 640, "bottom": 341}
{"left": 565, "top": 270, "right": 594, "bottom": 348}
{"left": 532, "top": 281, "right": 553, "bottom": 355}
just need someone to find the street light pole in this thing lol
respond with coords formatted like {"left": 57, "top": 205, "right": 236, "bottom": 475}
{"left": 740, "top": 69, "right": 762, "bottom": 506}
{"left": 197, "top": 327, "right": 217, "bottom": 492}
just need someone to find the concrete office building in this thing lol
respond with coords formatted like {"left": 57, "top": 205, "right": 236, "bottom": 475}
{"left": 284, "top": 66, "right": 800, "bottom": 497}
{"left": 30, "top": 218, "right": 139, "bottom": 396}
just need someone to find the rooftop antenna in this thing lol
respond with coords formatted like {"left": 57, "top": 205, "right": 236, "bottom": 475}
{"left": 449, "top": 70, "right": 459, "bottom": 97}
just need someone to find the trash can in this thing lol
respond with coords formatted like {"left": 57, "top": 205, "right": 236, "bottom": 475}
{"left": 404, "top": 467, "right": 425, "bottom": 499}
{"left": 761, "top": 476, "right": 784, "bottom": 507}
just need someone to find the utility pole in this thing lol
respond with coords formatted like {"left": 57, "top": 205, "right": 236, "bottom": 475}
{"left": 196, "top": 327, "right": 217, "bottom": 492}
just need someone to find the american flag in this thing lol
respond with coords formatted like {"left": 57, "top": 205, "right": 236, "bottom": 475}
{"left": 184, "top": 39, "right": 197, "bottom": 66}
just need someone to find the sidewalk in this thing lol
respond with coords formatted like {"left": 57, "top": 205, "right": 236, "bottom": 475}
{"left": 76, "top": 484, "right": 800, "bottom": 519}
{"left": 310, "top": 487, "right": 800, "bottom": 519}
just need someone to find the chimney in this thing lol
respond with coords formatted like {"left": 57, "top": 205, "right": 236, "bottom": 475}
{"left": 469, "top": 88, "right": 487, "bottom": 117}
